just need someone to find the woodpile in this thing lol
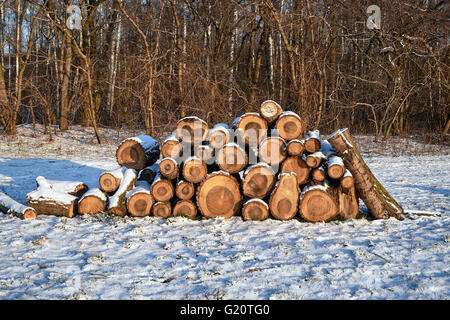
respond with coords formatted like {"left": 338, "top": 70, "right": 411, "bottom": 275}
{"left": 2, "top": 99, "right": 404, "bottom": 222}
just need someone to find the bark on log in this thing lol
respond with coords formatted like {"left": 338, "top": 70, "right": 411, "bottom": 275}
{"left": 338, "top": 184, "right": 359, "bottom": 220}
{"left": 328, "top": 128, "right": 404, "bottom": 219}
{"left": 206, "top": 123, "right": 231, "bottom": 149}
{"left": 242, "top": 163, "right": 276, "bottom": 199}
{"left": 175, "top": 116, "right": 209, "bottom": 146}
{"left": 150, "top": 174, "right": 175, "bottom": 202}
{"left": 299, "top": 183, "right": 339, "bottom": 222}
{"left": 125, "top": 181, "right": 154, "bottom": 217}
{"left": 196, "top": 171, "right": 243, "bottom": 218}
{"left": 242, "top": 198, "right": 269, "bottom": 221}
{"left": 175, "top": 180, "right": 195, "bottom": 200}
{"left": 274, "top": 111, "right": 303, "bottom": 141}
{"left": 36, "top": 176, "right": 88, "bottom": 198}
{"left": 78, "top": 188, "right": 107, "bottom": 215}
{"left": 269, "top": 172, "right": 299, "bottom": 220}
{"left": 304, "top": 130, "right": 321, "bottom": 153}
{"left": 232, "top": 113, "right": 268, "bottom": 147}
{"left": 27, "top": 187, "right": 77, "bottom": 218}
{"left": 258, "top": 136, "right": 287, "bottom": 166}
{"left": 216, "top": 143, "right": 248, "bottom": 174}
{"left": 99, "top": 168, "right": 124, "bottom": 193}
{"left": 152, "top": 201, "right": 172, "bottom": 218}
{"left": 161, "top": 134, "right": 183, "bottom": 159}
{"left": 280, "top": 156, "right": 310, "bottom": 185}
{"left": 107, "top": 168, "right": 137, "bottom": 216}
{"left": 116, "top": 135, "right": 160, "bottom": 170}
{"left": 286, "top": 139, "right": 305, "bottom": 156}
{"left": 260, "top": 100, "right": 283, "bottom": 125}
{"left": 173, "top": 199, "right": 197, "bottom": 219}
{"left": 182, "top": 157, "right": 208, "bottom": 183}
{"left": 0, "top": 192, "right": 37, "bottom": 219}
{"left": 159, "top": 158, "right": 179, "bottom": 180}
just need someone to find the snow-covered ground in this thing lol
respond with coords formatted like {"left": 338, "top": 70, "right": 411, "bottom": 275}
{"left": 0, "top": 124, "right": 448, "bottom": 299}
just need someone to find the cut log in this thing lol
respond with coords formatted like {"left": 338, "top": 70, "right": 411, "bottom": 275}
{"left": 286, "top": 139, "right": 305, "bottom": 156}
{"left": 216, "top": 143, "right": 248, "bottom": 174}
{"left": 27, "top": 187, "right": 77, "bottom": 218}
{"left": 304, "top": 130, "right": 321, "bottom": 153}
{"left": 242, "top": 163, "right": 276, "bottom": 199}
{"left": 175, "top": 116, "right": 209, "bottom": 145}
{"left": 152, "top": 201, "right": 172, "bottom": 218}
{"left": 182, "top": 156, "right": 208, "bottom": 183}
{"left": 78, "top": 188, "right": 107, "bottom": 215}
{"left": 280, "top": 156, "right": 310, "bottom": 185}
{"left": 338, "top": 184, "right": 359, "bottom": 220}
{"left": 126, "top": 181, "right": 154, "bottom": 217}
{"left": 326, "top": 156, "right": 345, "bottom": 179}
{"left": 99, "top": 168, "right": 124, "bottom": 193}
{"left": 194, "top": 145, "right": 215, "bottom": 165}
{"left": 36, "top": 176, "right": 88, "bottom": 198}
{"left": 339, "top": 169, "right": 354, "bottom": 189}
{"left": 311, "top": 166, "right": 326, "bottom": 182}
{"left": 150, "top": 174, "right": 175, "bottom": 202}
{"left": 175, "top": 180, "right": 195, "bottom": 200}
{"left": 0, "top": 192, "right": 37, "bottom": 219}
{"left": 328, "top": 128, "right": 404, "bottom": 219}
{"left": 196, "top": 171, "right": 243, "bottom": 218}
{"left": 173, "top": 199, "right": 197, "bottom": 219}
{"left": 242, "top": 198, "right": 269, "bottom": 221}
{"left": 107, "top": 168, "right": 137, "bottom": 216}
{"left": 232, "top": 113, "right": 268, "bottom": 147}
{"left": 269, "top": 172, "right": 299, "bottom": 220}
{"left": 274, "top": 111, "right": 303, "bottom": 141}
{"left": 161, "top": 134, "right": 183, "bottom": 159}
{"left": 258, "top": 136, "right": 287, "bottom": 166}
{"left": 159, "top": 157, "right": 179, "bottom": 180}
{"left": 260, "top": 100, "right": 283, "bottom": 125}
{"left": 206, "top": 123, "right": 231, "bottom": 149}
{"left": 116, "top": 135, "right": 160, "bottom": 170}
{"left": 299, "top": 183, "right": 339, "bottom": 222}
{"left": 304, "top": 152, "right": 323, "bottom": 168}
{"left": 138, "top": 163, "right": 159, "bottom": 185}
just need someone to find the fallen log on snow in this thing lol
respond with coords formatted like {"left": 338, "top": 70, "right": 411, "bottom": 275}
{"left": 78, "top": 188, "right": 107, "bottom": 215}
{"left": 36, "top": 176, "right": 88, "bottom": 198}
{"left": 126, "top": 181, "right": 154, "bottom": 217}
{"left": 0, "top": 192, "right": 37, "bottom": 219}
{"left": 116, "top": 135, "right": 160, "bottom": 170}
{"left": 27, "top": 187, "right": 78, "bottom": 218}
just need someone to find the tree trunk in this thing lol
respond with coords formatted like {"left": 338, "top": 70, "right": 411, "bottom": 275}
{"left": 206, "top": 123, "right": 231, "bottom": 149}
{"left": 258, "top": 136, "right": 287, "bottom": 166}
{"left": 328, "top": 128, "right": 404, "bottom": 220}
{"left": 304, "top": 130, "right": 321, "bottom": 153}
{"left": 286, "top": 139, "right": 304, "bottom": 156}
{"left": 161, "top": 134, "right": 183, "bottom": 159}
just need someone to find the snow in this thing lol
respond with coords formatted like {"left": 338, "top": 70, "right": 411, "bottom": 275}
{"left": 306, "top": 130, "right": 321, "bottom": 141}
{"left": 36, "top": 176, "right": 86, "bottom": 194}
{"left": 0, "top": 192, "right": 33, "bottom": 215}
{"left": 243, "top": 198, "right": 269, "bottom": 210}
{"left": 126, "top": 135, "right": 159, "bottom": 150}
{"left": 27, "top": 186, "right": 77, "bottom": 206}
{"left": 0, "top": 124, "right": 449, "bottom": 299}
{"left": 108, "top": 169, "right": 137, "bottom": 209}
{"left": 327, "top": 156, "right": 344, "bottom": 167}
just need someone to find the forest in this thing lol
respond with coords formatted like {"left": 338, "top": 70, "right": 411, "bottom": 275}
{"left": 0, "top": 0, "right": 448, "bottom": 142}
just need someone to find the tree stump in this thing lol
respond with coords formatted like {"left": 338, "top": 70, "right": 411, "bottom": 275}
{"left": 78, "top": 188, "right": 107, "bottom": 215}
{"left": 269, "top": 172, "right": 299, "bottom": 220}
{"left": 116, "top": 135, "right": 160, "bottom": 170}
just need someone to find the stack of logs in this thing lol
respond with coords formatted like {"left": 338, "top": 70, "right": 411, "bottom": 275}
{"left": 0, "top": 100, "right": 404, "bottom": 221}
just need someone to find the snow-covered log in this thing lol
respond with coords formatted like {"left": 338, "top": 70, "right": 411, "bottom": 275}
{"left": 36, "top": 176, "right": 88, "bottom": 198}
{"left": 150, "top": 174, "right": 174, "bottom": 202}
{"left": 78, "top": 188, "right": 107, "bottom": 215}
{"left": 160, "top": 134, "right": 183, "bottom": 159}
{"left": 326, "top": 156, "right": 345, "bottom": 179}
{"left": 99, "top": 168, "right": 125, "bottom": 193}
{"left": 182, "top": 156, "right": 208, "bottom": 183}
{"left": 260, "top": 100, "right": 283, "bottom": 125}
{"left": 299, "top": 182, "right": 339, "bottom": 222}
{"left": 304, "top": 130, "right": 321, "bottom": 153}
{"left": 286, "top": 139, "right": 305, "bottom": 156}
{"left": 27, "top": 187, "right": 77, "bottom": 218}
{"left": 232, "top": 113, "right": 268, "bottom": 147}
{"left": 0, "top": 192, "right": 37, "bottom": 219}
{"left": 126, "top": 181, "right": 154, "bottom": 217}
{"left": 175, "top": 116, "right": 209, "bottom": 146}
{"left": 107, "top": 168, "right": 137, "bottom": 216}
{"left": 116, "top": 135, "right": 160, "bottom": 170}
{"left": 206, "top": 123, "right": 231, "bottom": 149}
{"left": 138, "top": 163, "right": 159, "bottom": 185}
{"left": 258, "top": 136, "right": 287, "bottom": 166}
{"left": 159, "top": 157, "right": 179, "bottom": 180}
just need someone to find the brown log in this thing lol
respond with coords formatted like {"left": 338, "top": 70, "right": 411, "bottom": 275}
{"left": 311, "top": 166, "right": 326, "bottom": 182}
{"left": 152, "top": 201, "right": 172, "bottom": 218}
{"left": 242, "top": 198, "right": 269, "bottom": 221}
{"left": 258, "top": 136, "right": 287, "bottom": 166}
{"left": 108, "top": 168, "right": 138, "bottom": 216}
{"left": 269, "top": 172, "right": 299, "bottom": 220}
{"left": 196, "top": 171, "right": 243, "bottom": 218}
{"left": 339, "top": 169, "right": 354, "bottom": 189}
{"left": 150, "top": 175, "right": 175, "bottom": 202}
{"left": 0, "top": 192, "right": 37, "bottom": 219}
{"left": 242, "top": 163, "right": 276, "bottom": 199}
{"left": 299, "top": 183, "right": 339, "bottom": 222}
{"left": 326, "top": 156, "right": 345, "bottom": 179}
{"left": 175, "top": 180, "right": 195, "bottom": 200}
{"left": 260, "top": 100, "right": 283, "bottom": 125}
{"left": 305, "top": 152, "right": 323, "bottom": 168}
{"left": 36, "top": 176, "right": 88, "bottom": 198}
{"left": 338, "top": 184, "right": 359, "bottom": 220}
{"left": 27, "top": 187, "right": 77, "bottom": 218}
{"left": 274, "top": 111, "right": 303, "bottom": 141}
{"left": 182, "top": 157, "right": 208, "bottom": 183}
{"left": 232, "top": 113, "right": 268, "bottom": 147}
{"left": 159, "top": 158, "right": 179, "bottom": 180}
{"left": 78, "top": 188, "right": 107, "bottom": 215}
{"left": 126, "top": 181, "right": 154, "bottom": 217}
{"left": 328, "top": 128, "right": 404, "bottom": 219}
{"left": 99, "top": 168, "right": 124, "bottom": 193}
{"left": 161, "top": 134, "right": 183, "bottom": 159}
{"left": 194, "top": 145, "right": 215, "bottom": 165}
{"left": 304, "top": 130, "right": 321, "bottom": 153}
{"left": 175, "top": 116, "right": 209, "bottom": 146}
{"left": 216, "top": 143, "right": 248, "bottom": 174}
{"left": 206, "top": 123, "right": 231, "bottom": 149}
{"left": 116, "top": 135, "right": 160, "bottom": 170}
{"left": 286, "top": 139, "right": 305, "bottom": 156}
{"left": 280, "top": 156, "right": 310, "bottom": 185}
{"left": 173, "top": 199, "right": 197, "bottom": 219}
